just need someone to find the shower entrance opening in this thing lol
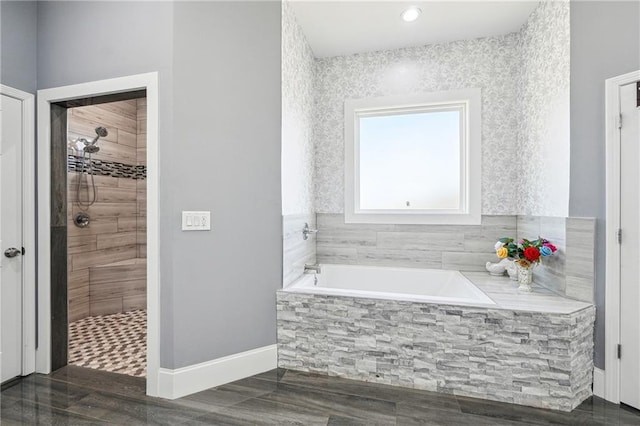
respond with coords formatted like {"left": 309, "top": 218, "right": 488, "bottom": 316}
{"left": 37, "top": 73, "right": 160, "bottom": 396}
{"left": 64, "top": 95, "right": 148, "bottom": 378}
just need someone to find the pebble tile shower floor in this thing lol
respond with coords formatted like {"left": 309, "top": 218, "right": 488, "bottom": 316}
{"left": 68, "top": 309, "right": 146, "bottom": 377}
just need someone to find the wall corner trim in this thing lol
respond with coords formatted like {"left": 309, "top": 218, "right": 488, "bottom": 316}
{"left": 593, "top": 367, "right": 605, "bottom": 399}
{"left": 157, "top": 344, "right": 278, "bottom": 400}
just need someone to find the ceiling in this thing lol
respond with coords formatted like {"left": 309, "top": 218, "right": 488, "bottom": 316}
{"left": 290, "top": 1, "right": 540, "bottom": 58}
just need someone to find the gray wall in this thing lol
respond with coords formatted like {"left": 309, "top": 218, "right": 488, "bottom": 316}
{"left": 170, "top": 1, "right": 282, "bottom": 367}
{"left": 0, "top": 0, "right": 37, "bottom": 93}
{"left": 36, "top": 1, "right": 282, "bottom": 369}
{"left": 569, "top": 1, "right": 640, "bottom": 369}
{"left": 36, "top": 0, "right": 176, "bottom": 367}
{"left": 36, "top": 1, "right": 174, "bottom": 89}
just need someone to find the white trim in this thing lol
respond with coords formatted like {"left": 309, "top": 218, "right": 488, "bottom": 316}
{"left": 145, "top": 74, "right": 161, "bottom": 398}
{"left": 593, "top": 367, "right": 605, "bottom": 399}
{"left": 157, "top": 344, "right": 278, "bottom": 400}
{"left": 604, "top": 69, "right": 640, "bottom": 404}
{"left": 35, "top": 91, "right": 51, "bottom": 375}
{"left": 344, "top": 89, "right": 481, "bottom": 225}
{"left": 36, "top": 73, "right": 161, "bottom": 396}
{"left": 0, "top": 85, "right": 37, "bottom": 377}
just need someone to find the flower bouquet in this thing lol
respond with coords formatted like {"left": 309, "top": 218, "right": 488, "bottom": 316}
{"left": 494, "top": 237, "right": 557, "bottom": 291}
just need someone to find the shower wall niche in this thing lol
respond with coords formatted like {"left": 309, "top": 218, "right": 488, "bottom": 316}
{"left": 67, "top": 98, "right": 147, "bottom": 322}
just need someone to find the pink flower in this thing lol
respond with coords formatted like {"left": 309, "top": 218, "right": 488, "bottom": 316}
{"left": 543, "top": 243, "right": 557, "bottom": 253}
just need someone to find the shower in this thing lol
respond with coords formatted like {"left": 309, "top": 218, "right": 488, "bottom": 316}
{"left": 81, "top": 126, "right": 107, "bottom": 154}
{"left": 72, "top": 126, "right": 108, "bottom": 227}
{"left": 63, "top": 97, "right": 149, "bottom": 379}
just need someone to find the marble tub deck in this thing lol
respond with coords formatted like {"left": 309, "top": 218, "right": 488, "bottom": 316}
{"left": 461, "top": 272, "right": 593, "bottom": 314}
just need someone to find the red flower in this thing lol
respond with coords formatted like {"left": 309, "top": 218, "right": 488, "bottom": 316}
{"left": 524, "top": 247, "right": 541, "bottom": 261}
{"left": 543, "top": 243, "right": 557, "bottom": 253}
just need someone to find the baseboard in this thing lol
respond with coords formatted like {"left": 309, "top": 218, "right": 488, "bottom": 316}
{"left": 157, "top": 344, "right": 277, "bottom": 400}
{"left": 593, "top": 367, "right": 605, "bottom": 399}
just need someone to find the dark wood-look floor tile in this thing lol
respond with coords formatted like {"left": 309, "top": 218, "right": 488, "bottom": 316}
{"left": 64, "top": 390, "right": 209, "bottom": 425}
{"left": 173, "top": 376, "right": 279, "bottom": 413}
{"left": 254, "top": 381, "right": 397, "bottom": 424}
{"left": 0, "top": 393, "right": 107, "bottom": 425}
{"left": 3, "top": 367, "right": 640, "bottom": 426}
{"left": 252, "top": 367, "right": 288, "bottom": 383}
{"left": 618, "top": 406, "right": 640, "bottom": 426}
{"left": 279, "top": 369, "right": 461, "bottom": 411}
{"left": 208, "top": 396, "right": 331, "bottom": 425}
{"left": 455, "top": 393, "right": 612, "bottom": 426}
{"left": 49, "top": 365, "right": 146, "bottom": 399}
{"left": 327, "top": 415, "right": 386, "bottom": 425}
{"left": 178, "top": 410, "right": 267, "bottom": 426}
{"left": 396, "top": 402, "right": 525, "bottom": 426}
{"left": 574, "top": 397, "right": 640, "bottom": 425}
{"left": 0, "top": 374, "right": 92, "bottom": 410}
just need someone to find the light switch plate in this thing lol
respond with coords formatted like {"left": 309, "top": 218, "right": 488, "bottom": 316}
{"left": 182, "top": 211, "right": 211, "bottom": 231}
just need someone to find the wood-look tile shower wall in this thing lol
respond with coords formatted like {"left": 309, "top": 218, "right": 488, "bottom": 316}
{"left": 67, "top": 99, "right": 147, "bottom": 322}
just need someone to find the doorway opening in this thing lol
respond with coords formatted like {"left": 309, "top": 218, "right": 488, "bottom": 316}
{"left": 37, "top": 73, "right": 160, "bottom": 396}
{"left": 63, "top": 94, "right": 148, "bottom": 377}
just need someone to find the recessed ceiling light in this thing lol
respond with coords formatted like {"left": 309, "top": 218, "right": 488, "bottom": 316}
{"left": 401, "top": 7, "right": 422, "bottom": 23}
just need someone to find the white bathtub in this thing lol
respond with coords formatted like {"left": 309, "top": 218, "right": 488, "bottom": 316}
{"left": 284, "top": 264, "right": 496, "bottom": 306}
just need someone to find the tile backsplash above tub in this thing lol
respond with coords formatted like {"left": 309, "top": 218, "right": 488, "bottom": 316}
{"left": 309, "top": 213, "right": 595, "bottom": 303}
{"left": 283, "top": 213, "right": 316, "bottom": 287}
{"left": 517, "top": 215, "right": 596, "bottom": 303}
{"left": 315, "top": 214, "right": 516, "bottom": 271}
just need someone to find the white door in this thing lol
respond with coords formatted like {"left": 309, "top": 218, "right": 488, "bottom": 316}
{"left": 620, "top": 81, "right": 640, "bottom": 410}
{"left": 0, "top": 93, "right": 24, "bottom": 383}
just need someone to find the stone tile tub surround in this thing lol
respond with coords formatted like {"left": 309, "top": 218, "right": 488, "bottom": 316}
{"left": 277, "top": 273, "right": 595, "bottom": 412}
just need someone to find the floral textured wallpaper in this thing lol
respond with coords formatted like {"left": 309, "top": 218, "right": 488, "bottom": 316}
{"left": 281, "top": 1, "right": 315, "bottom": 215}
{"left": 285, "top": 0, "right": 570, "bottom": 217}
{"left": 313, "top": 35, "right": 521, "bottom": 214}
{"left": 516, "top": 0, "right": 570, "bottom": 216}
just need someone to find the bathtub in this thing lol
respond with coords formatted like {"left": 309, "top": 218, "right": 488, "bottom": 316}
{"left": 284, "top": 263, "right": 496, "bottom": 306}
{"left": 277, "top": 263, "right": 595, "bottom": 411}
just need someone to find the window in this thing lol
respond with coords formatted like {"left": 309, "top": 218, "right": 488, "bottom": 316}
{"left": 344, "top": 89, "right": 481, "bottom": 224}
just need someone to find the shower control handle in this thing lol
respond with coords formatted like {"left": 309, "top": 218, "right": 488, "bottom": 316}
{"left": 4, "top": 247, "right": 21, "bottom": 258}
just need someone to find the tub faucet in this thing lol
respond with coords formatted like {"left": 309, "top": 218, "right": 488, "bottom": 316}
{"left": 302, "top": 223, "right": 318, "bottom": 240}
{"left": 304, "top": 263, "right": 322, "bottom": 274}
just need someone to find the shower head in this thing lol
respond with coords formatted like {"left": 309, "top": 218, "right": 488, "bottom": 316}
{"left": 88, "top": 126, "right": 108, "bottom": 146}
{"left": 84, "top": 144, "right": 100, "bottom": 154}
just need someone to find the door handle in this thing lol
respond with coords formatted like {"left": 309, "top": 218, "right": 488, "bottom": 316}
{"left": 4, "top": 248, "right": 21, "bottom": 258}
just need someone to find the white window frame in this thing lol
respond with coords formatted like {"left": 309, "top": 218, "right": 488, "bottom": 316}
{"left": 344, "top": 88, "right": 481, "bottom": 225}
